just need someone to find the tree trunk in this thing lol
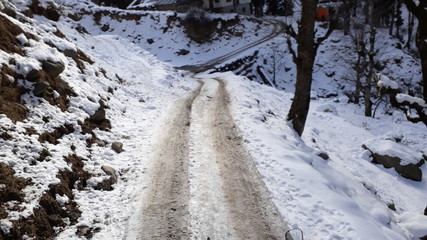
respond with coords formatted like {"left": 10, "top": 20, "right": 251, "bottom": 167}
{"left": 389, "top": 2, "right": 395, "bottom": 35}
{"left": 417, "top": 22, "right": 427, "bottom": 100}
{"left": 365, "top": 1, "right": 376, "bottom": 117}
{"left": 402, "top": 0, "right": 427, "bottom": 101}
{"left": 287, "top": 0, "right": 317, "bottom": 136}
{"left": 355, "top": 52, "right": 363, "bottom": 104}
{"left": 405, "top": 12, "right": 414, "bottom": 49}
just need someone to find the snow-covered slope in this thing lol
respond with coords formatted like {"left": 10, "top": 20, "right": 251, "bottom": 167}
{"left": 1, "top": 0, "right": 427, "bottom": 240}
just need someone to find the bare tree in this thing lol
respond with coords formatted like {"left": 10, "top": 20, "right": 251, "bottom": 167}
{"left": 401, "top": 0, "right": 427, "bottom": 101}
{"left": 346, "top": 0, "right": 380, "bottom": 116}
{"left": 285, "top": 0, "right": 335, "bottom": 136}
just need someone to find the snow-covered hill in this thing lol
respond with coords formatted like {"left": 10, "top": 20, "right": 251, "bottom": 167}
{"left": 1, "top": 0, "right": 427, "bottom": 239}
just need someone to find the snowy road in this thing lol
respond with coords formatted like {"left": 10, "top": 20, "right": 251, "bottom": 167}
{"left": 141, "top": 78, "right": 287, "bottom": 239}
{"left": 177, "top": 20, "right": 285, "bottom": 73}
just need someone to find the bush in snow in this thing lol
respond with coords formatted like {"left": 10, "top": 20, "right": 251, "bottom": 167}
{"left": 182, "top": 8, "right": 215, "bottom": 43}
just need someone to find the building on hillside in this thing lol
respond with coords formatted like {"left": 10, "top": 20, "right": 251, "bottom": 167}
{"left": 203, "top": 0, "right": 252, "bottom": 15}
{"left": 156, "top": 0, "right": 202, "bottom": 11}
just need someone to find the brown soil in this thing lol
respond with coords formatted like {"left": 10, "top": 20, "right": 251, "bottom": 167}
{"left": 0, "top": 14, "right": 24, "bottom": 54}
{"left": 0, "top": 163, "right": 31, "bottom": 203}
{"left": 39, "top": 124, "right": 75, "bottom": 144}
{"left": 36, "top": 71, "right": 77, "bottom": 112}
{"left": 26, "top": 0, "right": 61, "bottom": 22}
{"left": 37, "top": 148, "right": 51, "bottom": 162}
{"left": 1, "top": 155, "right": 90, "bottom": 240}
{"left": 0, "top": 65, "right": 28, "bottom": 123}
{"left": 73, "top": 49, "right": 94, "bottom": 72}
{"left": 92, "top": 10, "right": 145, "bottom": 26}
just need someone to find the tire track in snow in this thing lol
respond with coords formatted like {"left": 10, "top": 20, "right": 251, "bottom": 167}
{"left": 188, "top": 79, "right": 237, "bottom": 239}
{"left": 188, "top": 78, "right": 287, "bottom": 239}
{"left": 141, "top": 78, "right": 287, "bottom": 239}
{"left": 140, "top": 83, "right": 203, "bottom": 240}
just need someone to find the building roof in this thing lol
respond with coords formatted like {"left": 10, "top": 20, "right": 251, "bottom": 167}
{"left": 156, "top": 0, "right": 176, "bottom": 6}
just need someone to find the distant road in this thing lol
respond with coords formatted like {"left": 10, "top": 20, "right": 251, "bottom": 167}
{"left": 177, "top": 20, "right": 285, "bottom": 73}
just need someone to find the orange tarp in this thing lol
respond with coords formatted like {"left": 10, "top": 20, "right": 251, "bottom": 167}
{"left": 316, "top": 7, "right": 329, "bottom": 21}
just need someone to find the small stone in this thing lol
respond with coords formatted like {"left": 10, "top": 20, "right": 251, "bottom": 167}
{"left": 94, "top": 139, "right": 107, "bottom": 147}
{"left": 101, "top": 165, "right": 117, "bottom": 184}
{"left": 111, "top": 142, "right": 124, "bottom": 153}
{"left": 317, "top": 152, "right": 329, "bottom": 160}
{"left": 33, "top": 81, "right": 51, "bottom": 97}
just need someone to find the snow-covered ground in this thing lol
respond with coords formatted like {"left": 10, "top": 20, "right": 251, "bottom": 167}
{"left": 1, "top": 0, "right": 427, "bottom": 239}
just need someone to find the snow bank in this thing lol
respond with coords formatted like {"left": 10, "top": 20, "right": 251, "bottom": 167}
{"left": 204, "top": 71, "right": 410, "bottom": 240}
{"left": 399, "top": 212, "right": 427, "bottom": 239}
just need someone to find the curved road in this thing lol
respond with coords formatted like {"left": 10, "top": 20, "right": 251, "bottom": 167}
{"left": 140, "top": 20, "right": 287, "bottom": 239}
{"left": 178, "top": 20, "right": 285, "bottom": 73}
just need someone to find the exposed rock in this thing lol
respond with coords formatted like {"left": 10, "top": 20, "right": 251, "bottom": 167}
{"left": 317, "top": 151, "right": 329, "bottom": 160}
{"left": 111, "top": 141, "right": 124, "bottom": 153}
{"left": 26, "top": 68, "right": 41, "bottom": 81}
{"left": 374, "top": 153, "right": 422, "bottom": 181}
{"left": 63, "top": 48, "right": 77, "bottom": 58}
{"left": 33, "top": 81, "right": 51, "bottom": 97}
{"left": 94, "top": 166, "right": 118, "bottom": 191}
{"left": 101, "top": 165, "right": 117, "bottom": 184}
{"left": 362, "top": 142, "right": 424, "bottom": 181}
{"left": 94, "top": 138, "right": 107, "bottom": 147}
{"left": 387, "top": 203, "right": 396, "bottom": 211}
{"left": 41, "top": 60, "right": 65, "bottom": 78}
{"left": 424, "top": 206, "right": 427, "bottom": 216}
{"left": 89, "top": 107, "right": 106, "bottom": 123}
{"left": 176, "top": 49, "right": 190, "bottom": 56}
{"left": 147, "top": 38, "right": 154, "bottom": 44}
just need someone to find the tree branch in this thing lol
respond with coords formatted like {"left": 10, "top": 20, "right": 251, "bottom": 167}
{"left": 284, "top": 23, "right": 298, "bottom": 40}
{"left": 286, "top": 37, "right": 298, "bottom": 64}
{"left": 314, "top": 19, "right": 337, "bottom": 53}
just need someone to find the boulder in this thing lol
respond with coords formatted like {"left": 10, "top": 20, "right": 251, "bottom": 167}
{"left": 42, "top": 60, "right": 65, "bottom": 78}
{"left": 362, "top": 139, "right": 424, "bottom": 181}
{"left": 370, "top": 153, "right": 423, "bottom": 181}
{"left": 33, "top": 81, "right": 51, "bottom": 97}
{"left": 111, "top": 141, "right": 124, "bottom": 153}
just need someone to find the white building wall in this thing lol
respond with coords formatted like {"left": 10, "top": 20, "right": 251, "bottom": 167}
{"left": 203, "top": 0, "right": 233, "bottom": 9}
{"left": 203, "top": 0, "right": 252, "bottom": 14}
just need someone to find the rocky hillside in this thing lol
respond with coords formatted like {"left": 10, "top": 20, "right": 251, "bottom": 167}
{"left": 0, "top": 1, "right": 191, "bottom": 239}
